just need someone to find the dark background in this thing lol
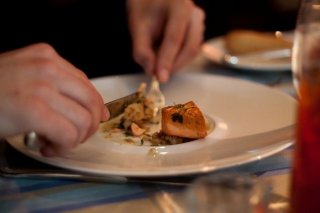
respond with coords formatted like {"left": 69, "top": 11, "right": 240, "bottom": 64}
{"left": 196, "top": 0, "right": 300, "bottom": 38}
{"left": 0, "top": 0, "right": 300, "bottom": 78}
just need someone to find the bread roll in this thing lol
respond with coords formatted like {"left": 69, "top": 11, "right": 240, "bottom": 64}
{"left": 225, "top": 30, "right": 292, "bottom": 55}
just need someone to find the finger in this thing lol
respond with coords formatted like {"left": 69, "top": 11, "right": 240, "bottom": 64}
{"left": 52, "top": 52, "right": 109, "bottom": 122}
{"left": 28, "top": 57, "right": 107, "bottom": 134}
{"left": 172, "top": 7, "right": 205, "bottom": 71}
{"left": 18, "top": 43, "right": 108, "bottom": 123}
{"left": 155, "top": 6, "right": 190, "bottom": 82}
{"left": 15, "top": 43, "right": 86, "bottom": 81}
{"left": 17, "top": 96, "right": 79, "bottom": 156}
{"left": 130, "top": 20, "right": 156, "bottom": 75}
{"left": 50, "top": 69, "right": 104, "bottom": 134}
{"left": 127, "top": 0, "right": 157, "bottom": 75}
{"left": 29, "top": 82, "right": 94, "bottom": 142}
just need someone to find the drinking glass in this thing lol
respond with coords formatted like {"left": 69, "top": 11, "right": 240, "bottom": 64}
{"left": 290, "top": 0, "right": 320, "bottom": 212}
{"left": 155, "top": 173, "right": 271, "bottom": 213}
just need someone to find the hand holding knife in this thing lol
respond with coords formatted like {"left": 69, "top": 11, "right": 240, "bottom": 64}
{"left": 25, "top": 91, "right": 142, "bottom": 149}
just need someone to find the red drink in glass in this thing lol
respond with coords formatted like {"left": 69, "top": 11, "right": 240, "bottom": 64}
{"left": 290, "top": 78, "right": 320, "bottom": 213}
{"left": 290, "top": 0, "right": 320, "bottom": 210}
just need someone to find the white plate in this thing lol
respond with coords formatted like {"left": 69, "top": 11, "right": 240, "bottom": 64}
{"left": 202, "top": 32, "right": 293, "bottom": 72}
{"left": 7, "top": 73, "right": 297, "bottom": 177}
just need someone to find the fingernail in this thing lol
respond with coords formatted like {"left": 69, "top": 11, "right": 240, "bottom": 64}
{"left": 159, "top": 68, "right": 169, "bottom": 83}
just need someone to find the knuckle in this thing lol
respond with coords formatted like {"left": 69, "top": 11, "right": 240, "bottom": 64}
{"left": 32, "top": 43, "right": 57, "bottom": 58}
{"left": 76, "top": 70, "right": 88, "bottom": 80}
{"left": 194, "top": 7, "right": 206, "bottom": 21}
{"left": 32, "top": 58, "right": 59, "bottom": 77}
{"left": 25, "top": 97, "right": 49, "bottom": 120}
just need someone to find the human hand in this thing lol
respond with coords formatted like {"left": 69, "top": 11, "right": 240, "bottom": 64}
{"left": 0, "top": 43, "right": 109, "bottom": 157}
{"left": 127, "top": 0, "right": 205, "bottom": 83}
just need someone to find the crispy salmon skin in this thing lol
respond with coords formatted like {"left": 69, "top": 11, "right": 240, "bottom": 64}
{"left": 161, "top": 101, "right": 207, "bottom": 139}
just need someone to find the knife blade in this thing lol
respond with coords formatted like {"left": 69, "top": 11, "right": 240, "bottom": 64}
{"left": 105, "top": 91, "right": 141, "bottom": 119}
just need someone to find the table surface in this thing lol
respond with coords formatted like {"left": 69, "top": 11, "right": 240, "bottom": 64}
{"left": 0, "top": 52, "right": 296, "bottom": 213}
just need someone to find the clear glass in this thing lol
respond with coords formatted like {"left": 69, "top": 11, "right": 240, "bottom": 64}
{"left": 182, "top": 174, "right": 271, "bottom": 213}
{"left": 290, "top": 0, "right": 320, "bottom": 212}
{"left": 292, "top": 0, "right": 320, "bottom": 95}
{"left": 154, "top": 173, "right": 272, "bottom": 213}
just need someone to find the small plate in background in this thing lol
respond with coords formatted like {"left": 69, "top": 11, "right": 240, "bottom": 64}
{"left": 202, "top": 31, "right": 294, "bottom": 72}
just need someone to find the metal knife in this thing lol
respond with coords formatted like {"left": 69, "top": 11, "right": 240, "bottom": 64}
{"left": 105, "top": 91, "right": 141, "bottom": 120}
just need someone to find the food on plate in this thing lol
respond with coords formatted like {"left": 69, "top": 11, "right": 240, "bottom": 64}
{"left": 101, "top": 83, "right": 211, "bottom": 146}
{"left": 224, "top": 29, "right": 292, "bottom": 55}
{"left": 150, "top": 101, "right": 208, "bottom": 145}
{"left": 161, "top": 101, "right": 207, "bottom": 139}
{"left": 104, "top": 84, "right": 158, "bottom": 137}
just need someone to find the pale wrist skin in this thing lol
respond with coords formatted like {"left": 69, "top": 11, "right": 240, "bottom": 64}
{"left": 127, "top": 0, "right": 205, "bottom": 83}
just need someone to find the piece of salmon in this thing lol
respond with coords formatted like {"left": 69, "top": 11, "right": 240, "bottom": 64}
{"left": 161, "top": 101, "right": 207, "bottom": 139}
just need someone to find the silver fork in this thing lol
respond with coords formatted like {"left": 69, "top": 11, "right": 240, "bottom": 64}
{"left": 146, "top": 75, "right": 165, "bottom": 117}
